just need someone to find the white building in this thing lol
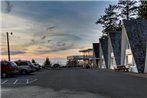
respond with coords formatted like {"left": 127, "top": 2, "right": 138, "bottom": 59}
{"left": 79, "top": 48, "right": 94, "bottom": 67}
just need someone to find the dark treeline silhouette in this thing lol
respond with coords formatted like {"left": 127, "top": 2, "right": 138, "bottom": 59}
{"left": 138, "top": 1, "right": 147, "bottom": 19}
{"left": 43, "top": 57, "right": 51, "bottom": 68}
{"left": 32, "top": 59, "right": 36, "bottom": 64}
{"left": 96, "top": 0, "right": 147, "bottom": 35}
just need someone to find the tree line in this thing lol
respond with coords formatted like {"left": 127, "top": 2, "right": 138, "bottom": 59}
{"left": 96, "top": 0, "right": 147, "bottom": 35}
{"left": 32, "top": 57, "right": 51, "bottom": 68}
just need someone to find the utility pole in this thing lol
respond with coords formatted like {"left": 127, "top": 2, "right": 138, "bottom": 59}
{"left": 6, "top": 32, "right": 13, "bottom": 61}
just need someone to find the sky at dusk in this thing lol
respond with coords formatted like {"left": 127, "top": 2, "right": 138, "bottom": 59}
{"left": 0, "top": 1, "right": 117, "bottom": 64}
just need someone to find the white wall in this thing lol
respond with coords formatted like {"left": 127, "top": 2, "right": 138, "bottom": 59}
{"left": 101, "top": 56, "right": 106, "bottom": 68}
{"left": 110, "top": 53, "right": 117, "bottom": 69}
{"left": 99, "top": 43, "right": 106, "bottom": 69}
{"left": 99, "top": 43, "right": 103, "bottom": 68}
{"left": 93, "top": 49, "right": 97, "bottom": 67}
{"left": 108, "top": 35, "right": 112, "bottom": 69}
{"left": 108, "top": 35, "right": 116, "bottom": 69}
{"left": 129, "top": 58, "right": 138, "bottom": 73}
{"left": 121, "top": 24, "right": 127, "bottom": 65}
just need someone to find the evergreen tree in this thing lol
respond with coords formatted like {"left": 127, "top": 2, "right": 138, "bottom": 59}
{"left": 43, "top": 57, "right": 51, "bottom": 68}
{"left": 96, "top": 4, "right": 120, "bottom": 34}
{"left": 117, "top": 0, "right": 138, "bottom": 20}
{"left": 138, "top": 0, "right": 147, "bottom": 19}
{"left": 32, "top": 59, "right": 36, "bottom": 64}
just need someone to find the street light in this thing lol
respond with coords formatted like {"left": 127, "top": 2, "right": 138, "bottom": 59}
{"left": 6, "top": 32, "right": 13, "bottom": 61}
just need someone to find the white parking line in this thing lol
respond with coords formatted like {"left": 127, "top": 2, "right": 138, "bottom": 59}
{"left": 29, "top": 79, "right": 38, "bottom": 84}
{"left": 26, "top": 79, "right": 29, "bottom": 84}
{"left": 1, "top": 79, "right": 38, "bottom": 85}
{"left": 13, "top": 80, "right": 18, "bottom": 84}
{"left": 1, "top": 80, "right": 8, "bottom": 84}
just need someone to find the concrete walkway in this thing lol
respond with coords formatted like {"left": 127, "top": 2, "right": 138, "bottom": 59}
{"left": 104, "top": 69, "right": 147, "bottom": 78}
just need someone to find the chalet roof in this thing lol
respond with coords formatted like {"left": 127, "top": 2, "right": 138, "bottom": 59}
{"left": 123, "top": 19, "right": 147, "bottom": 73}
{"left": 99, "top": 36, "right": 108, "bottom": 69}
{"left": 79, "top": 48, "right": 93, "bottom": 52}
{"left": 93, "top": 43, "right": 99, "bottom": 58}
{"left": 109, "top": 31, "right": 121, "bottom": 65}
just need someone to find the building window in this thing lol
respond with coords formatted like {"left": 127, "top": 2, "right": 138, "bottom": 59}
{"left": 126, "top": 54, "right": 133, "bottom": 65}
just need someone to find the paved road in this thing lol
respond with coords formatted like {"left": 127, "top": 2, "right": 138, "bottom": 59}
{"left": 1, "top": 68, "right": 147, "bottom": 98}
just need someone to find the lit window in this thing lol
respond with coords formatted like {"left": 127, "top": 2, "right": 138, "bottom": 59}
{"left": 127, "top": 54, "right": 133, "bottom": 65}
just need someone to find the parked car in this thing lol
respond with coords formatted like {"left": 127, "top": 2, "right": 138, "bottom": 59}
{"left": 52, "top": 64, "right": 60, "bottom": 69}
{"left": 32, "top": 63, "right": 41, "bottom": 71}
{"left": 1, "top": 61, "right": 19, "bottom": 78}
{"left": 15, "top": 60, "right": 35, "bottom": 75}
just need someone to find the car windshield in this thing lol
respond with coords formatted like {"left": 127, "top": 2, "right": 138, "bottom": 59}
{"left": 27, "top": 61, "right": 33, "bottom": 65}
{"left": 10, "top": 62, "right": 17, "bottom": 66}
{"left": 0, "top": 61, "right": 8, "bottom": 66}
{"left": 15, "top": 61, "right": 28, "bottom": 66}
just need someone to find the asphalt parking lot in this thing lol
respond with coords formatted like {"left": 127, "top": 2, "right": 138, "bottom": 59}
{"left": 1, "top": 68, "right": 147, "bottom": 98}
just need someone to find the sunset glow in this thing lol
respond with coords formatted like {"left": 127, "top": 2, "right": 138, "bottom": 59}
{"left": 0, "top": 1, "right": 117, "bottom": 64}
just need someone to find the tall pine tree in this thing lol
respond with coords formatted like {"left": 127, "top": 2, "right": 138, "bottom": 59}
{"left": 138, "top": 0, "right": 147, "bottom": 19}
{"left": 96, "top": 5, "right": 120, "bottom": 34}
{"left": 117, "top": 0, "right": 138, "bottom": 20}
{"left": 43, "top": 57, "right": 51, "bottom": 68}
{"left": 32, "top": 59, "right": 36, "bottom": 64}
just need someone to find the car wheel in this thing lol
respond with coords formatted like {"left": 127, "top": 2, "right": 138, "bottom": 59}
{"left": 21, "top": 70, "right": 27, "bottom": 75}
{"left": 1, "top": 72, "right": 7, "bottom": 78}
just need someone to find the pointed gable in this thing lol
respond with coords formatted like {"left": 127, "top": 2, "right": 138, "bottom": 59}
{"left": 93, "top": 43, "right": 99, "bottom": 58}
{"left": 99, "top": 36, "right": 108, "bottom": 69}
{"left": 109, "top": 31, "right": 121, "bottom": 65}
{"left": 123, "top": 20, "right": 147, "bottom": 73}
{"left": 93, "top": 43, "right": 100, "bottom": 66}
